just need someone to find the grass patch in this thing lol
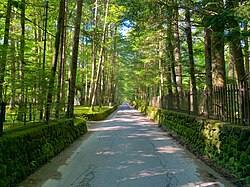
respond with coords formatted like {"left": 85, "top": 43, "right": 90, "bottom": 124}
{"left": 74, "top": 106, "right": 110, "bottom": 115}
{"left": 3, "top": 106, "right": 116, "bottom": 132}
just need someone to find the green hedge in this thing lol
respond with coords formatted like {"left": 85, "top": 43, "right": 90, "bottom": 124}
{"left": 75, "top": 106, "right": 117, "bottom": 121}
{"left": 0, "top": 118, "right": 87, "bottom": 187}
{"left": 139, "top": 106, "right": 250, "bottom": 184}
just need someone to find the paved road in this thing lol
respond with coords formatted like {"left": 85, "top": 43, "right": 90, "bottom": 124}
{"left": 20, "top": 104, "right": 234, "bottom": 187}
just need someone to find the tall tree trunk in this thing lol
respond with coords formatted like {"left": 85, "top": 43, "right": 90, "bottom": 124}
{"left": 17, "top": 0, "right": 26, "bottom": 121}
{"left": 110, "top": 26, "right": 117, "bottom": 106}
{"left": 80, "top": 40, "right": 85, "bottom": 105}
{"left": 185, "top": 6, "right": 198, "bottom": 114}
{"left": 0, "top": 0, "right": 12, "bottom": 136}
{"left": 55, "top": 8, "right": 66, "bottom": 118}
{"left": 167, "top": 14, "right": 180, "bottom": 110}
{"left": 88, "top": 0, "right": 98, "bottom": 106}
{"left": 205, "top": 27, "right": 212, "bottom": 94}
{"left": 159, "top": 33, "right": 165, "bottom": 109}
{"left": 60, "top": 0, "right": 68, "bottom": 111}
{"left": 36, "top": 18, "right": 42, "bottom": 113}
{"left": 84, "top": 46, "right": 89, "bottom": 106}
{"left": 91, "top": 0, "right": 110, "bottom": 111}
{"left": 40, "top": 0, "right": 49, "bottom": 120}
{"left": 173, "top": 0, "right": 182, "bottom": 107}
{"left": 227, "top": 0, "right": 246, "bottom": 83}
{"left": 0, "top": 0, "right": 12, "bottom": 101}
{"left": 204, "top": 27, "right": 213, "bottom": 116}
{"left": 56, "top": 0, "right": 67, "bottom": 117}
{"left": 9, "top": 13, "right": 16, "bottom": 110}
{"left": 244, "top": 22, "right": 249, "bottom": 75}
{"left": 211, "top": 1, "right": 226, "bottom": 87}
{"left": 45, "top": 0, "right": 65, "bottom": 122}
{"left": 67, "top": 0, "right": 84, "bottom": 117}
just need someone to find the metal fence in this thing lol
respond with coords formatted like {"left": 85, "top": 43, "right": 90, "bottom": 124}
{"left": 149, "top": 82, "right": 250, "bottom": 126}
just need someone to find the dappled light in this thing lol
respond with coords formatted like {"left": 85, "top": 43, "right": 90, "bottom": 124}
{"left": 96, "top": 151, "right": 116, "bottom": 156}
{"left": 117, "top": 168, "right": 167, "bottom": 182}
{"left": 20, "top": 105, "right": 235, "bottom": 187}
{"left": 156, "top": 146, "right": 182, "bottom": 154}
{"left": 88, "top": 125, "right": 132, "bottom": 132}
{"left": 180, "top": 181, "right": 223, "bottom": 187}
{"left": 2, "top": 0, "right": 248, "bottom": 184}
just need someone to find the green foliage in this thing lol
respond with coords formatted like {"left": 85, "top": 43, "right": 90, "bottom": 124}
{"left": 0, "top": 118, "right": 87, "bottom": 187}
{"left": 139, "top": 106, "right": 250, "bottom": 184}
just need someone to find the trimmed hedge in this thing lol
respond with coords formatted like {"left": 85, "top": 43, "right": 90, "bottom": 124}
{"left": 0, "top": 118, "right": 87, "bottom": 187}
{"left": 139, "top": 106, "right": 250, "bottom": 184}
{"left": 75, "top": 105, "right": 117, "bottom": 121}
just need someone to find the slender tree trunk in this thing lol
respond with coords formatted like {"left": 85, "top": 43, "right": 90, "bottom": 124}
{"left": 159, "top": 33, "right": 165, "bottom": 109}
{"left": 36, "top": 19, "right": 42, "bottom": 114}
{"left": 110, "top": 26, "right": 117, "bottom": 106}
{"left": 0, "top": 0, "right": 12, "bottom": 101}
{"left": 84, "top": 46, "right": 89, "bottom": 106}
{"left": 17, "top": 0, "right": 26, "bottom": 121}
{"left": 60, "top": 0, "right": 68, "bottom": 111}
{"left": 45, "top": 0, "right": 65, "bottom": 122}
{"left": 244, "top": 22, "right": 249, "bottom": 75}
{"left": 173, "top": 1, "right": 182, "bottom": 108}
{"left": 0, "top": 0, "right": 12, "bottom": 136}
{"left": 80, "top": 41, "right": 85, "bottom": 105}
{"left": 166, "top": 65, "right": 173, "bottom": 110}
{"left": 167, "top": 15, "right": 180, "bottom": 110}
{"left": 9, "top": 14, "right": 16, "bottom": 110}
{"left": 55, "top": 1, "right": 66, "bottom": 118}
{"left": 67, "top": 0, "right": 84, "bottom": 117}
{"left": 91, "top": 0, "right": 110, "bottom": 111}
{"left": 88, "top": 0, "right": 98, "bottom": 106}
{"left": 185, "top": 6, "right": 198, "bottom": 114}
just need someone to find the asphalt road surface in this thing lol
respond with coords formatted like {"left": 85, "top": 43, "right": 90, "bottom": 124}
{"left": 20, "top": 103, "right": 235, "bottom": 187}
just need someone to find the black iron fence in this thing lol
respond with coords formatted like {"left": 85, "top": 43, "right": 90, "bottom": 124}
{"left": 149, "top": 82, "right": 250, "bottom": 126}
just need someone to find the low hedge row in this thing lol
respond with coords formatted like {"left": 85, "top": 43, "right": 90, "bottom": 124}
{"left": 75, "top": 105, "right": 117, "bottom": 121}
{"left": 139, "top": 106, "right": 250, "bottom": 184}
{"left": 0, "top": 118, "right": 87, "bottom": 187}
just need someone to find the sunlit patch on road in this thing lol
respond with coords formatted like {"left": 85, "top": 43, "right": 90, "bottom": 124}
{"left": 156, "top": 146, "right": 182, "bottom": 154}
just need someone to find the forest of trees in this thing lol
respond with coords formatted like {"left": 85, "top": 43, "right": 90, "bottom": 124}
{"left": 0, "top": 0, "right": 249, "bottom": 128}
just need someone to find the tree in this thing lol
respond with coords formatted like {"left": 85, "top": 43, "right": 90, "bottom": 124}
{"left": 226, "top": 0, "right": 246, "bottom": 83}
{"left": 0, "top": 0, "right": 12, "bottom": 136}
{"left": 90, "top": 0, "right": 110, "bottom": 111}
{"left": 211, "top": 0, "right": 226, "bottom": 87}
{"left": 67, "top": 0, "right": 84, "bottom": 117}
{"left": 45, "top": 0, "right": 66, "bottom": 122}
{"left": 185, "top": 3, "right": 198, "bottom": 113}
{"left": 173, "top": 0, "right": 182, "bottom": 106}
{"left": 17, "top": 0, "right": 26, "bottom": 121}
